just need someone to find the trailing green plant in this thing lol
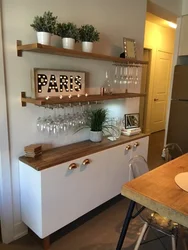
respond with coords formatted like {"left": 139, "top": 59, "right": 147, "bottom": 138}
{"left": 75, "top": 108, "right": 117, "bottom": 135}
{"left": 30, "top": 11, "right": 57, "bottom": 33}
{"left": 56, "top": 22, "right": 79, "bottom": 42}
{"left": 79, "top": 25, "right": 100, "bottom": 42}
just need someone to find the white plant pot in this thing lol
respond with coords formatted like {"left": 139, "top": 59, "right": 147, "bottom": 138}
{"left": 62, "top": 38, "right": 75, "bottom": 49}
{"left": 89, "top": 131, "right": 103, "bottom": 142}
{"left": 82, "top": 41, "right": 93, "bottom": 53}
{"left": 37, "top": 32, "right": 51, "bottom": 45}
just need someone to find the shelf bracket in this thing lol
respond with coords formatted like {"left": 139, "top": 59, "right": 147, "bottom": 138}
{"left": 17, "top": 40, "right": 22, "bottom": 57}
{"left": 21, "top": 92, "right": 27, "bottom": 107}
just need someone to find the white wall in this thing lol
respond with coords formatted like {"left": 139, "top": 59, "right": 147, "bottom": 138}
{"left": 182, "top": 0, "right": 188, "bottom": 15}
{"left": 1, "top": 0, "right": 147, "bottom": 240}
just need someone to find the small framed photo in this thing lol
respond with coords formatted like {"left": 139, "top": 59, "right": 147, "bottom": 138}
{"left": 123, "top": 38, "right": 136, "bottom": 59}
{"left": 124, "top": 113, "right": 139, "bottom": 129}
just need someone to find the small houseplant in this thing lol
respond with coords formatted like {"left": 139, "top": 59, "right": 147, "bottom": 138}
{"left": 30, "top": 11, "right": 57, "bottom": 45}
{"left": 79, "top": 24, "right": 100, "bottom": 52}
{"left": 56, "top": 22, "right": 79, "bottom": 49}
{"left": 75, "top": 108, "right": 116, "bottom": 142}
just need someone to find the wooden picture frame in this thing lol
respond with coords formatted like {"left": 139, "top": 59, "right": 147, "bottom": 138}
{"left": 123, "top": 38, "right": 136, "bottom": 59}
{"left": 31, "top": 68, "right": 85, "bottom": 98}
{"left": 124, "top": 113, "right": 139, "bottom": 129}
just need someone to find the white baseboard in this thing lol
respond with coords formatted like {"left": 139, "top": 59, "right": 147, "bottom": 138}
{"left": 13, "top": 222, "right": 28, "bottom": 240}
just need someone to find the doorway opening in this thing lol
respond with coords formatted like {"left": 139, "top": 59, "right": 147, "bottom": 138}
{"left": 140, "top": 13, "right": 176, "bottom": 134}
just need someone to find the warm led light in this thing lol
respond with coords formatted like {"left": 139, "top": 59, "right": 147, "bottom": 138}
{"left": 85, "top": 93, "right": 88, "bottom": 97}
{"left": 168, "top": 21, "right": 177, "bottom": 29}
{"left": 46, "top": 96, "right": 49, "bottom": 100}
{"left": 69, "top": 95, "right": 72, "bottom": 98}
{"left": 59, "top": 95, "right": 63, "bottom": 99}
{"left": 77, "top": 94, "right": 80, "bottom": 97}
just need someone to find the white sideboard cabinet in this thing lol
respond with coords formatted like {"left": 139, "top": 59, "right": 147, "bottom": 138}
{"left": 19, "top": 134, "right": 149, "bottom": 247}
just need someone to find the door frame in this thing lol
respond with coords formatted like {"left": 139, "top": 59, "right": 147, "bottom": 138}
{"left": 141, "top": 45, "right": 156, "bottom": 134}
{"left": 0, "top": 1, "right": 14, "bottom": 243}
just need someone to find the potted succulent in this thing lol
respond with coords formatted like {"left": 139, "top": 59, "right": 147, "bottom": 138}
{"left": 79, "top": 24, "right": 100, "bottom": 52}
{"left": 75, "top": 108, "right": 116, "bottom": 142}
{"left": 30, "top": 11, "right": 57, "bottom": 45}
{"left": 56, "top": 22, "right": 79, "bottom": 49}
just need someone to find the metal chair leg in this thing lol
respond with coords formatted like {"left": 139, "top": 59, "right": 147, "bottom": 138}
{"left": 134, "top": 222, "right": 148, "bottom": 250}
{"left": 171, "top": 235, "right": 176, "bottom": 250}
{"left": 116, "top": 200, "right": 136, "bottom": 250}
{"left": 143, "top": 225, "right": 149, "bottom": 241}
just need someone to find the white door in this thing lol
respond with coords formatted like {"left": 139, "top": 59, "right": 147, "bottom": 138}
{"left": 151, "top": 51, "right": 172, "bottom": 132}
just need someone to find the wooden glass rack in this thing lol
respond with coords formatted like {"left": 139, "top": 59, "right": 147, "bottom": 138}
{"left": 17, "top": 40, "right": 148, "bottom": 65}
{"left": 21, "top": 92, "right": 146, "bottom": 107}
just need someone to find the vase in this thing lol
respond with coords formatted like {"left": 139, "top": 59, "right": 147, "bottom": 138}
{"left": 89, "top": 131, "right": 103, "bottom": 142}
{"left": 37, "top": 32, "right": 51, "bottom": 45}
{"left": 62, "top": 38, "right": 75, "bottom": 49}
{"left": 82, "top": 42, "right": 93, "bottom": 53}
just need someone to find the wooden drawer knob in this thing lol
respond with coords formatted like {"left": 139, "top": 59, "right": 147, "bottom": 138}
{"left": 125, "top": 145, "right": 132, "bottom": 151}
{"left": 82, "top": 159, "right": 91, "bottom": 165}
{"left": 133, "top": 142, "right": 139, "bottom": 148}
{"left": 68, "top": 163, "right": 78, "bottom": 170}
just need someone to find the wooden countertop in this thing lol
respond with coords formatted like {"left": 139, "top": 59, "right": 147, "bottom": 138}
{"left": 121, "top": 153, "right": 188, "bottom": 228}
{"left": 19, "top": 133, "right": 148, "bottom": 171}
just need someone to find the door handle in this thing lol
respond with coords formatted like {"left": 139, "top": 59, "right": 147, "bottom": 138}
{"left": 125, "top": 145, "right": 132, "bottom": 151}
{"left": 68, "top": 163, "right": 78, "bottom": 170}
{"left": 154, "top": 98, "right": 159, "bottom": 101}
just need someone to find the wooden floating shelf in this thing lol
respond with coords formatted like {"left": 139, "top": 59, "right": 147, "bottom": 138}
{"left": 21, "top": 92, "right": 146, "bottom": 107}
{"left": 17, "top": 40, "right": 148, "bottom": 65}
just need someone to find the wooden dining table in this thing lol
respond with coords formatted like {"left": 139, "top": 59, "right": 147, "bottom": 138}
{"left": 116, "top": 153, "right": 188, "bottom": 250}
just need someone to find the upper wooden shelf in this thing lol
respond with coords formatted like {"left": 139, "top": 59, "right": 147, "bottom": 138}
{"left": 17, "top": 40, "right": 148, "bottom": 65}
{"left": 21, "top": 92, "right": 146, "bottom": 106}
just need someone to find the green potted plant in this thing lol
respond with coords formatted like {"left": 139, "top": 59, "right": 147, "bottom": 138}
{"left": 56, "top": 22, "right": 79, "bottom": 50}
{"left": 30, "top": 11, "right": 57, "bottom": 45}
{"left": 79, "top": 24, "right": 100, "bottom": 52}
{"left": 75, "top": 108, "right": 116, "bottom": 142}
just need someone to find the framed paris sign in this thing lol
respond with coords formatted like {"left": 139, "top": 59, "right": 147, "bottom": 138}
{"left": 31, "top": 68, "right": 86, "bottom": 98}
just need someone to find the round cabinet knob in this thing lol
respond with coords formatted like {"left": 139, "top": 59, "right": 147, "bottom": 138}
{"left": 125, "top": 145, "right": 132, "bottom": 151}
{"left": 82, "top": 159, "right": 91, "bottom": 165}
{"left": 68, "top": 163, "right": 78, "bottom": 170}
{"left": 133, "top": 142, "right": 139, "bottom": 148}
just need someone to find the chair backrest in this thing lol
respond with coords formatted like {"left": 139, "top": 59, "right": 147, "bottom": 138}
{"left": 162, "top": 143, "right": 183, "bottom": 162}
{"left": 129, "top": 155, "right": 149, "bottom": 179}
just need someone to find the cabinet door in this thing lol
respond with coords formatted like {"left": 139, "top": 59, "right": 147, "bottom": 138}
{"left": 130, "top": 136, "right": 149, "bottom": 160}
{"left": 41, "top": 144, "right": 131, "bottom": 238}
{"left": 179, "top": 15, "right": 188, "bottom": 56}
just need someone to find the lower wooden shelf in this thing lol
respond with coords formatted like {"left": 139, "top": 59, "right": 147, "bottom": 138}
{"left": 21, "top": 91, "right": 146, "bottom": 106}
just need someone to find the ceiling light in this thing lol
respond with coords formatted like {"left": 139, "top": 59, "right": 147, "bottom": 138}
{"left": 168, "top": 22, "right": 177, "bottom": 29}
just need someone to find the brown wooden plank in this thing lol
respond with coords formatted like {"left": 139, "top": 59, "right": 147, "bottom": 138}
{"left": 21, "top": 93, "right": 146, "bottom": 106}
{"left": 17, "top": 42, "right": 148, "bottom": 65}
{"left": 121, "top": 153, "right": 188, "bottom": 228}
{"left": 19, "top": 134, "right": 149, "bottom": 171}
{"left": 43, "top": 236, "right": 50, "bottom": 250}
